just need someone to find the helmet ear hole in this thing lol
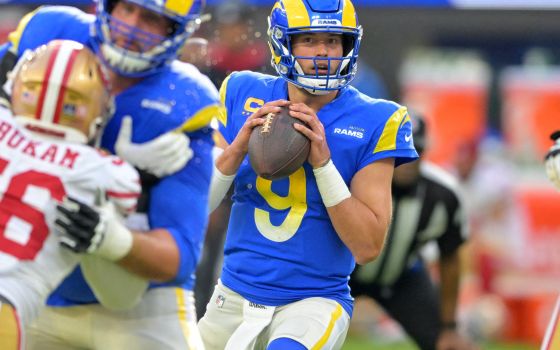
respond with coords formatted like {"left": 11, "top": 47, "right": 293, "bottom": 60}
{"left": 169, "top": 20, "right": 181, "bottom": 36}
{"left": 106, "top": 0, "right": 118, "bottom": 15}
{"left": 342, "top": 35, "right": 354, "bottom": 57}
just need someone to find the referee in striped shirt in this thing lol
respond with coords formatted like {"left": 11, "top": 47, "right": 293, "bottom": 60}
{"left": 350, "top": 115, "right": 476, "bottom": 350}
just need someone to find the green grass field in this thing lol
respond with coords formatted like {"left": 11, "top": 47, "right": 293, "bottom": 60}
{"left": 341, "top": 335, "right": 538, "bottom": 350}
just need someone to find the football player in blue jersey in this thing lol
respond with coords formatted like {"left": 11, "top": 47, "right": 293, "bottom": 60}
{"left": 197, "top": 0, "right": 418, "bottom": 349}
{"left": 0, "top": 0, "right": 219, "bottom": 349}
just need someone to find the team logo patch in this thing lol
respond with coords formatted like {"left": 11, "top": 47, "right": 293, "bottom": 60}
{"left": 63, "top": 104, "right": 76, "bottom": 116}
{"left": 333, "top": 126, "right": 364, "bottom": 139}
{"left": 312, "top": 19, "right": 341, "bottom": 26}
{"left": 22, "top": 91, "right": 37, "bottom": 105}
{"left": 249, "top": 302, "right": 267, "bottom": 309}
{"left": 216, "top": 294, "right": 226, "bottom": 308}
{"left": 141, "top": 99, "right": 172, "bottom": 114}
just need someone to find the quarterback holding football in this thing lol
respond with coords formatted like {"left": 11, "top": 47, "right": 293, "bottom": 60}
{"left": 199, "top": 0, "right": 418, "bottom": 349}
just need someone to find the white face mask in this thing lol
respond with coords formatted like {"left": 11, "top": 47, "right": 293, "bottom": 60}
{"left": 292, "top": 53, "right": 352, "bottom": 95}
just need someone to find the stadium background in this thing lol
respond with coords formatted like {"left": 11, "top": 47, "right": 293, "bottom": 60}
{"left": 1, "top": 1, "right": 559, "bottom": 349}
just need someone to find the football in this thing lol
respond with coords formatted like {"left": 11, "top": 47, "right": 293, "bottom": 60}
{"left": 248, "top": 106, "right": 310, "bottom": 181}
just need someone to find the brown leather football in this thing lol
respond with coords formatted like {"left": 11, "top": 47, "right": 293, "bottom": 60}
{"left": 248, "top": 106, "right": 310, "bottom": 181}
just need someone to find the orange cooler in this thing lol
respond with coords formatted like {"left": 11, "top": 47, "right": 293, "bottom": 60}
{"left": 501, "top": 68, "right": 560, "bottom": 162}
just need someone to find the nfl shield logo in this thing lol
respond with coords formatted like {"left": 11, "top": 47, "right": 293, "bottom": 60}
{"left": 216, "top": 295, "right": 225, "bottom": 308}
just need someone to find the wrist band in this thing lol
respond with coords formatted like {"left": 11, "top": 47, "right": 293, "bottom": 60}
{"left": 313, "top": 159, "right": 351, "bottom": 207}
{"left": 209, "top": 165, "right": 235, "bottom": 212}
{"left": 96, "top": 218, "right": 133, "bottom": 261}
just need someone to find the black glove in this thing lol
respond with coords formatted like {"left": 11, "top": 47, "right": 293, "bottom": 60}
{"left": 545, "top": 130, "right": 560, "bottom": 190}
{"left": 55, "top": 195, "right": 133, "bottom": 261}
{"left": 55, "top": 197, "right": 106, "bottom": 254}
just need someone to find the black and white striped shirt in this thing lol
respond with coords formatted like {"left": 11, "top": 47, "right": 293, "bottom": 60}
{"left": 352, "top": 162, "right": 467, "bottom": 287}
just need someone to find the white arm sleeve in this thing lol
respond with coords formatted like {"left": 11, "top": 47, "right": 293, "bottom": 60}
{"left": 81, "top": 255, "right": 149, "bottom": 311}
{"left": 209, "top": 147, "right": 236, "bottom": 212}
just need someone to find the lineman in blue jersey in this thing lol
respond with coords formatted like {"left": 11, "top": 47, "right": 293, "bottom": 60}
{"left": 198, "top": 0, "right": 418, "bottom": 349}
{"left": 0, "top": 1, "right": 219, "bottom": 349}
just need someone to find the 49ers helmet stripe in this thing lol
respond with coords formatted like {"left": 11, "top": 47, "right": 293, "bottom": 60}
{"left": 35, "top": 43, "right": 80, "bottom": 124}
{"left": 52, "top": 49, "right": 80, "bottom": 125}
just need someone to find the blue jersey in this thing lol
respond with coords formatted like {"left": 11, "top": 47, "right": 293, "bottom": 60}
{"left": 2, "top": 6, "right": 220, "bottom": 306}
{"left": 218, "top": 71, "right": 418, "bottom": 316}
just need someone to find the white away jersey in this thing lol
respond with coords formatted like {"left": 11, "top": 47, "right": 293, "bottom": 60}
{"left": 0, "top": 108, "right": 140, "bottom": 326}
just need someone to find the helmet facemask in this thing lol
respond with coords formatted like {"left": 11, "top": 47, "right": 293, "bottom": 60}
{"left": 267, "top": 0, "right": 362, "bottom": 95}
{"left": 91, "top": 0, "right": 204, "bottom": 77}
{"left": 288, "top": 30, "right": 359, "bottom": 95}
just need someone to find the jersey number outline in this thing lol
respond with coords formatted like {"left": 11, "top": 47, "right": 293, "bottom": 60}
{"left": 0, "top": 157, "right": 65, "bottom": 260}
{"left": 254, "top": 167, "right": 308, "bottom": 242}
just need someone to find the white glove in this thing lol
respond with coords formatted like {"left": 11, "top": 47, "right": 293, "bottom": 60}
{"left": 545, "top": 131, "right": 560, "bottom": 190}
{"left": 115, "top": 116, "right": 193, "bottom": 177}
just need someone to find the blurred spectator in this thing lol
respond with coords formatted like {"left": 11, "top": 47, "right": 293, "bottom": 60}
{"left": 454, "top": 134, "right": 515, "bottom": 236}
{"left": 205, "top": 0, "right": 270, "bottom": 87}
{"left": 180, "top": 37, "right": 210, "bottom": 69}
{"left": 453, "top": 133, "right": 520, "bottom": 293}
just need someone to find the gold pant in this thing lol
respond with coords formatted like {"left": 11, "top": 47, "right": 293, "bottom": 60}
{"left": 0, "top": 300, "right": 20, "bottom": 350}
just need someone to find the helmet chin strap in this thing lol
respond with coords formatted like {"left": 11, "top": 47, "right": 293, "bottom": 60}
{"left": 299, "top": 83, "right": 332, "bottom": 96}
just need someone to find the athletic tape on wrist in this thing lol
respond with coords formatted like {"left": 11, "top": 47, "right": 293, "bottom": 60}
{"left": 97, "top": 219, "right": 133, "bottom": 261}
{"left": 209, "top": 165, "right": 235, "bottom": 212}
{"left": 313, "top": 159, "right": 351, "bottom": 207}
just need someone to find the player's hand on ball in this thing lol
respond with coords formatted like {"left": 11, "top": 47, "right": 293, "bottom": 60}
{"left": 545, "top": 130, "right": 560, "bottom": 190}
{"left": 230, "top": 99, "right": 291, "bottom": 156}
{"left": 288, "top": 103, "right": 331, "bottom": 168}
{"left": 115, "top": 116, "right": 193, "bottom": 177}
{"left": 247, "top": 105, "right": 310, "bottom": 180}
{"left": 55, "top": 191, "right": 133, "bottom": 261}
